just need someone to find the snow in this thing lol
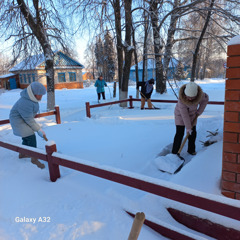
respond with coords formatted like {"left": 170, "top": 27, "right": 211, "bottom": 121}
{"left": 228, "top": 35, "right": 240, "bottom": 45}
{"left": 0, "top": 78, "right": 240, "bottom": 239}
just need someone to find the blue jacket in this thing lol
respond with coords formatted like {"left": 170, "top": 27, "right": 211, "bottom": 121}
{"left": 9, "top": 88, "right": 41, "bottom": 138}
{"left": 94, "top": 79, "right": 107, "bottom": 93}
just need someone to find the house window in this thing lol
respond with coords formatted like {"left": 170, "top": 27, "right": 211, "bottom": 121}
{"left": 58, "top": 73, "right": 66, "bottom": 82}
{"left": 23, "top": 74, "right": 27, "bottom": 83}
{"left": 69, "top": 72, "right": 76, "bottom": 82}
{"left": 28, "top": 74, "right": 31, "bottom": 83}
{"left": 19, "top": 74, "right": 22, "bottom": 84}
{"left": 32, "top": 73, "right": 35, "bottom": 82}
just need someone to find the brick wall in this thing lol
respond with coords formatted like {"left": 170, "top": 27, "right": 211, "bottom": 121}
{"left": 222, "top": 43, "right": 240, "bottom": 200}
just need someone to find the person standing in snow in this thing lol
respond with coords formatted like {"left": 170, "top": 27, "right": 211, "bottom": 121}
{"left": 94, "top": 75, "right": 107, "bottom": 103}
{"left": 9, "top": 82, "right": 47, "bottom": 169}
{"left": 140, "top": 78, "right": 155, "bottom": 109}
{"left": 172, "top": 82, "right": 209, "bottom": 155}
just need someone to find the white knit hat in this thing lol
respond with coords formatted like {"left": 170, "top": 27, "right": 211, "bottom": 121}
{"left": 184, "top": 82, "right": 198, "bottom": 97}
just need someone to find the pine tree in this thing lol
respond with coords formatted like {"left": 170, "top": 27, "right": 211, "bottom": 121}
{"left": 104, "top": 30, "right": 116, "bottom": 82}
{"left": 175, "top": 61, "right": 186, "bottom": 81}
{"left": 95, "top": 36, "right": 104, "bottom": 76}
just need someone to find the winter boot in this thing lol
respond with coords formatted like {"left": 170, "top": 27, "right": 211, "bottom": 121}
{"left": 31, "top": 157, "right": 45, "bottom": 169}
{"left": 19, "top": 153, "right": 29, "bottom": 159}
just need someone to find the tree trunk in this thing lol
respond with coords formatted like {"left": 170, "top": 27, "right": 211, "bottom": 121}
{"left": 16, "top": 0, "right": 55, "bottom": 110}
{"left": 120, "top": 0, "right": 133, "bottom": 107}
{"left": 163, "top": 0, "right": 179, "bottom": 80}
{"left": 112, "top": 0, "right": 123, "bottom": 92}
{"left": 149, "top": 1, "right": 165, "bottom": 94}
{"left": 131, "top": 24, "right": 140, "bottom": 98}
{"left": 191, "top": 0, "right": 215, "bottom": 82}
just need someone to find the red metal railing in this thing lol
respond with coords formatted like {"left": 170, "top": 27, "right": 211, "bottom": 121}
{"left": 0, "top": 106, "right": 61, "bottom": 125}
{"left": 85, "top": 96, "right": 224, "bottom": 118}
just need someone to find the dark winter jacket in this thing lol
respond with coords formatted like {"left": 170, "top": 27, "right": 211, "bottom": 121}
{"left": 174, "top": 84, "right": 209, "bottom": 130}
{"left": 140, "top": 81, "right": 153, "bottom": 99}
{"left": 94, "top": 78, "right": 107, "bottom": 93}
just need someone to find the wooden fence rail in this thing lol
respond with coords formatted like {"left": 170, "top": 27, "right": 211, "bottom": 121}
{"left": 0, "top": 138, "right": 239, "bottom": 223}
{"left": 0, "top": 106, "right": 61, "bottom": 126}
{"left": 1, "top": 102, "right": 238, "bottom": 239}
{"left": 86, "top": 96, "right": 224, "bottom": 118}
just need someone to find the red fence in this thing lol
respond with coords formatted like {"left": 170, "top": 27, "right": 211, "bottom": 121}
{"left": 0, "top": 139, "right": 239, "bottom": 222}
{"left": 85, "top": 96, "right": 224, "bottom": 118}
{"left": 0, "top": 106, "right": 61, "bottom": 125}
{"left": 1, "top": 103, "right": 239, "bottom": 239}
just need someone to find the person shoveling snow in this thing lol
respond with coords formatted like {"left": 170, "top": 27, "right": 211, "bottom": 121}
{"left": 155, "top": 82, "right": 209, "bottom": 174}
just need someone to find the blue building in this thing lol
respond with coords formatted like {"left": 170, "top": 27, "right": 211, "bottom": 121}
{"left": 129, "top": 58, "right": 190, "bottom": 82}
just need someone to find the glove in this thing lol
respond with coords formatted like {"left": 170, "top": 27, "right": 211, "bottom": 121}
{"left": 186, "top": 129, "right": 192, "bottom": 135}
{"left": 37, "top": 129, "right": 46, "bottom": 138}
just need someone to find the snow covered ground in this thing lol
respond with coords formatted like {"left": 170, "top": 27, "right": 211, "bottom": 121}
{"left": 0, "top": 79, "right": 240, "bottom": 239}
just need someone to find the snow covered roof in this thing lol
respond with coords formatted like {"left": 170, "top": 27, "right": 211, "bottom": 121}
{"left": 9, "top": 51, "right": 84, "bottom": 72}
{"left": 228, "top": 35, "right": 240, "bottom": 46}
{"left": 0, "top": 73, "right": 16, "bottom": 79}
{"left": 130, "top": 58, "right": 179, "bottom": 70}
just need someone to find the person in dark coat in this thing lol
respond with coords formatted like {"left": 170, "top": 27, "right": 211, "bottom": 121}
{"left": 94, "top": 75, "right": 107, "bottom": 103}
{"left": 172, "top": 82, "right": 209, "bottom": 155}
{"left": 9, "top": 82, "right": 47, "bottom": 169}
{"left": 140, "top": 78, "right": 154, "bottom": 109}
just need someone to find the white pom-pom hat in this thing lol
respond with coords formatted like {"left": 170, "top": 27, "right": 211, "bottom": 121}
{"left": 184, "top": 82, "right": 198, "bottom": 97}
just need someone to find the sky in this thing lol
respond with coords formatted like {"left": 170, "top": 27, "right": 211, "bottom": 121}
{"left": 0, "top": 79, "right": 240, "bottom": 240}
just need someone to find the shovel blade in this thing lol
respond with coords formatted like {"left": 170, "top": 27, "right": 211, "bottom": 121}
{"left": 155, "top": 154, "right": 185, "bottom": 174}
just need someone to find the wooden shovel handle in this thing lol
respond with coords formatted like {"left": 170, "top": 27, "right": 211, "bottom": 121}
{"left": 128, "top": 212, "right": 145, "bottom": 240}
{"left": 177, "top": 115, "right": 198, "bottom": 155}
{"left": 43, "top": 135, "right": 48, "bottom": 142}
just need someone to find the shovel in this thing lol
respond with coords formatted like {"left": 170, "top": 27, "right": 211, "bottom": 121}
{"left": 43, "top": 135, "right": 48, "bottom": 142}
{"left": 155, "top": 116, "right": 198, "bottom": 174}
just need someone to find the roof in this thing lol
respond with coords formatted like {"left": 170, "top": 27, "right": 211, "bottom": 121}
{"left": 0, "top": 73, "right": 16, "bottom": 79}
{"left": 10, "top": 51, "right": 84, "bottom": 72}
{"left": 130, "top": 58, "right": 179, "bottom": 70}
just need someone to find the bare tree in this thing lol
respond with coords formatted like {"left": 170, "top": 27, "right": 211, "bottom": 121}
{"left": 0, "top": 53, "right": 11, "bottom": 76}
{"left": 0, "top": 0, "right": 69, "bottom": 110}
{"left": 84, "top": 42, "right": 97, "bottom": 79}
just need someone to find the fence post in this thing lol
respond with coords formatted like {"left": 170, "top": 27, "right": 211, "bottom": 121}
{"left": 54, "top": 106, "right": 61, "bottom": 124}
{"left": 45, "top": 144, "right": 60, "bottom": 182}
{"left": 86, "top": 102, "right": 91, "bottom": 118}
{"left": 129, "top": 95, "right": 134, "bottom": 109}
{"left": 113, "top": 81, "right": 117, "bottom": 98}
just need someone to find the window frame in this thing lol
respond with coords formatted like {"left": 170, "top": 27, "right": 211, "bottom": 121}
{"left": 58, "top": 72, "right": 66, "bottom": 83}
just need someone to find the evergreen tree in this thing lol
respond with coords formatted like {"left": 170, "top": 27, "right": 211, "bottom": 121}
{"left": 104, "top": 30, "right": 115, "bottom": 82}
{"left": 175, "top": 61, "right": 186, "bottom": 81}
{"left": 95, "top": 36, "right": 104, "bottom": 76}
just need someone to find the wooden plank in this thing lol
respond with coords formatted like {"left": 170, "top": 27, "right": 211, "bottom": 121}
{"left": 168, "top": 208, "right": 240, "bottom": 240}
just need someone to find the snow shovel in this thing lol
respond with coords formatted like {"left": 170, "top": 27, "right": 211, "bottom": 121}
{"left": 137, "top": 89, "right": 159, "bottom": 109}
{"left": 155, "top": 116, "right": 198, "bottom": 174}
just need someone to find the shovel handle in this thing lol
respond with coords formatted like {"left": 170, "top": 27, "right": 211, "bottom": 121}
{"left": 178, "top": 132, "right": 190, "bottom": 154}
{"left": 43, "top": 135, "right": 48, "bottom": 142}
{"left": 177, "top": 115, "right": 198, "bottom": 155}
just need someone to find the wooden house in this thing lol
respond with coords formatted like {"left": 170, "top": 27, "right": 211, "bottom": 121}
{"left": 0, "top": 73, "right": 19, "bottom": 90}
{"left": 9, "top": 51, "right": 84, "bottom": 89}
